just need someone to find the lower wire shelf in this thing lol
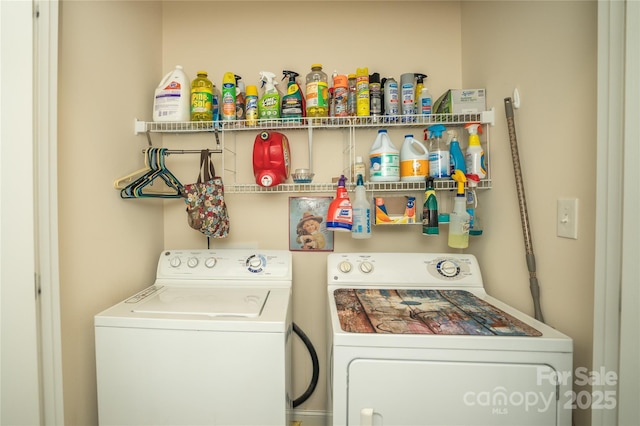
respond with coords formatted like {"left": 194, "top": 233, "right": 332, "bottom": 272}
{"left": 225, "top": 179, "right": 492, "bottom": 194}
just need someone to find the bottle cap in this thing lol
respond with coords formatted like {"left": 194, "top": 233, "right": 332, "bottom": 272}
{"left": 369, "top": 73, "right": 380, "bottom": 84}
{"left": 246, "top": 85, "right": 258, "bottom": 97}
{"left": 333, "top": 74, "right": 348, "bottom": 88}
{"left": 311, "top": 63, "right": 323, "bottom": 69}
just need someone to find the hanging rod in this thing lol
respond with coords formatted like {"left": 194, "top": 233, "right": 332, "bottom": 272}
{"left": 141, "top": 148, "right": 223, "bottom": 155}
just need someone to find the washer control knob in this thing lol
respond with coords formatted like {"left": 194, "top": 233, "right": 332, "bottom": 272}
{"left": 204, "top": 257, "right": 217, "bottom": 269}
{"left": 438, "top": 259, "right": 460, "bottom": 278}
{"left": 338, "top": 261, "right": 352, "bottom": 273}
{"left": 359, "top": 261, "right": 374, "bottom": 274}
{"left": 169, "top": 257, "right": 181, "bottom": 268}
{"left": 187, "top": 257, "right": 199, "bottom": 268}
{"left": 246, "top": 255, "right": 266, "bottom": 273}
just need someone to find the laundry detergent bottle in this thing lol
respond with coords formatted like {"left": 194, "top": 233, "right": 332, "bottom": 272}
{"left": 252, "top": 131, "right": 291, "bottom": 187}
{"left": 400, "top": 134, "right": 429, "bottom": 182}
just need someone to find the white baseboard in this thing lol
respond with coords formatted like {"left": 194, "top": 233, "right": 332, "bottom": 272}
{"left": 291, "top": 409, "right": 329, "bottom": 426}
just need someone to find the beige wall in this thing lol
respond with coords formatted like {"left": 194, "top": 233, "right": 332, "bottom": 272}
{"left": 58, "top": 1, "right": 596, "bottom": 425}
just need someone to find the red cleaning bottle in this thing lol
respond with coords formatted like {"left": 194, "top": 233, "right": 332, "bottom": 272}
{"left": 252, "top": 131, "right": 291, "bottom": 187}
{"left": 326, "top": 175, "right": 353, "bottom": 231}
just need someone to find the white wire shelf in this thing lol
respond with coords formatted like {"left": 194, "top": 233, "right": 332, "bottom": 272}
{"left": 134, "top": 110, "right": 495, "bottom": 135}
{"left": 225, "top": 179, "right": 491, "bottom": 194}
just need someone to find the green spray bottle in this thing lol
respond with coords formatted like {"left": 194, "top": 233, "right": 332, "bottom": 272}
{"left": 422, "top": 176, "right": 439, "bottom": 235}
{"left": 281, "top": 70, "right": 303, "bottom": 123}
{"left": 258, "top": 71, "right": 280, "bottom": 120}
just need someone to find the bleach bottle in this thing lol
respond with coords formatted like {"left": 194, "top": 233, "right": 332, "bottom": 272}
{"left": 369, "top": 129, "right": 400, "bottom": 182}
{"left": 153, "top": 65, "right": 190, "bottom": 122}
{"left": 427, "top": 124, "right": 450, "bottom": 178}
{"left": 400, "top": 134, "right": 429, "bottom": 182}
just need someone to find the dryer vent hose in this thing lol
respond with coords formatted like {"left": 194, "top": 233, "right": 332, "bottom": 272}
{"left": 292, "top": 322, "right": 319, "bottom": 408}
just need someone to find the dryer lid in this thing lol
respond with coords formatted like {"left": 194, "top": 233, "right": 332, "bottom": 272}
{"left": 132, "top": 287, "right": 269, "bottom": 318}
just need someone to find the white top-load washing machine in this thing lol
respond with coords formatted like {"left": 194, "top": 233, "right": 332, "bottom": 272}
{"left": 95, "top": 249, "right": 292, "bottom": 426}
{"left": 327, "top": 252, "right": 573, "bottom": 426}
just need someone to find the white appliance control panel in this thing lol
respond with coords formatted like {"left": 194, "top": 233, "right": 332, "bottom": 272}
{"left": 155, "top": 249, "right": 292, "bottom": 285}
{"left": 327, "top": 252, "right": 484, "bottom": 289}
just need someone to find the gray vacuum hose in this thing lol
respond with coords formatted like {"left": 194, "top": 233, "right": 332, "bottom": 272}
{"left": 504, "top": 97, "right": 545, "bottom": 323}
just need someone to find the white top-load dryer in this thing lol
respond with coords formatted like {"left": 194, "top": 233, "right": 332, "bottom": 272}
{"left": 327, "top": 252, "right": 573, "bottom": 426}
{"left": 95, "top": 249, "right": 292, "bottom": 426}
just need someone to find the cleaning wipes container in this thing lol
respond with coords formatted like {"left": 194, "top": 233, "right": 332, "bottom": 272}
{"left": 369, "top": 129, "right": 399, "bottom": 182}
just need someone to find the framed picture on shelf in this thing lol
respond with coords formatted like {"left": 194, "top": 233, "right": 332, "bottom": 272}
{"left": 289, "top": 197, "right": 334, "bottom": 252}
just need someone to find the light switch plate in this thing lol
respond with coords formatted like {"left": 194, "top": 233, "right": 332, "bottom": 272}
{"left": 557, "top": 198, "right": 578, "bottom": 239}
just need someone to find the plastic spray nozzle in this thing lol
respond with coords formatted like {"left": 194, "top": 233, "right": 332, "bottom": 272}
{"left": 414, "top": 73, "right": 427, "bottom": 83}
{"left": 234, "top": 74, "right": 242, "bottom": 85}
{"left": 451, "top": 169, "right": 467, "bottom": 195}
{"left": 466, "top": 174, "right": 480, "bottom": 187}
{"left": 446, "top": 130, "right": 458, "bottom": 145}
{"left": 357, "top": 174, "right": 364, "bottom": 186}
{"left": 338, "top": 175, "right": 346, "bottom": 187}
{"left": 282, "top": 70, "right": 299, "bottom": 82}
{"left": 428, "top": 124, "right": 446, "bottom": 138}
{"left": 259, "top": 71, "right": 277, "bottom": 89}
{"left": 464, "top": 122, "right": 483, "bottom": 135}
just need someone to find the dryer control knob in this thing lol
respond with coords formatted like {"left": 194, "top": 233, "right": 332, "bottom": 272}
{"left": 360, "top": 261, "right": 374, "bottom": 273}
{"left": 204, "top": 257, "right": 217, "bottom": 268}
{"left": 338, "top": 261, "right": 352, "bottom": 273}
{"left": 187, "top": 257, "right": 199, "bottom": 268}
{"left": 169, "top": 257, "right": 181, "bottom": 268}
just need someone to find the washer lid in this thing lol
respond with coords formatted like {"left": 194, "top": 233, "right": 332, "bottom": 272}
{"left": 132, "top": 287, "right": 269, "bottom": 318}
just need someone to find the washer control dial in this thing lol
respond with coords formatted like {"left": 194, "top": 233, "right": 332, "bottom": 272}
{"left": 359, "top": 261, "right": 374, "bottom": 274}
{"left": 246, "top": 254, "right": 266, "bottom": 273}
{"left": 187, "top": 257, "right": 199, "bottom": 268}
{"left": 204, "top": 257, "right": 217, "bottom": 269}
{"left": 437, "top": 259, "right": 461, "bottom": 278}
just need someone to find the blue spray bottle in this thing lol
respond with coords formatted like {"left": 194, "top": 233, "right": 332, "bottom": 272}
{"left": 447, "top": 130, "right": 466, "bottom": 177}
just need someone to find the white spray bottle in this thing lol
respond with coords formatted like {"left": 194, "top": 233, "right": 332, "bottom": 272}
{"left": 448, "top": 170, "right": 470, "bottom": 249}
{"left": 464, "top": 122, "right": 486, "bottom": 180}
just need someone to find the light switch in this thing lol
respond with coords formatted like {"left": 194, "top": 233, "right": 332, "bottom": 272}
{"left": 557, "top": 198, "right": 578, "bottom": 239}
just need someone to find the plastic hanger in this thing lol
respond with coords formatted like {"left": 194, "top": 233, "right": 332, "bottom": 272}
{"left": 113, "top": 148, "right": 152, "bottom": 190}
{"left": 120, "top": 148, "right": 184, "bottom": 199}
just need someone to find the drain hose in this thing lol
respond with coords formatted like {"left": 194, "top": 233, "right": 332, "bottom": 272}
{"left": 292, "top": 322, "right": 319, "bottom": 407}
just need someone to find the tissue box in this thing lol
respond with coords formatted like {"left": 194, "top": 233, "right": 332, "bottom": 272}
{"left": 374, "top": 196, "right": 417, "bottom": 225}
{"left": 434, "top": 89, "right": 486, "bottom": 114}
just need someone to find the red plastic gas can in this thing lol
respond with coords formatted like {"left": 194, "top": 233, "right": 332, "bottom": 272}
{"left": 252, "top": 131, "right": 291, "bottom": 187}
